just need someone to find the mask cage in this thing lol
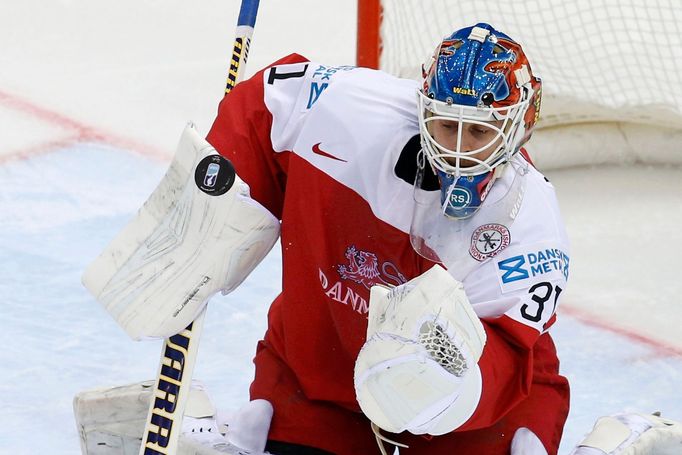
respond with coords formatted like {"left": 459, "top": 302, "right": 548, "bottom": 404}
{"left": 418, "top": 90, "right": 531, "bottom": 177}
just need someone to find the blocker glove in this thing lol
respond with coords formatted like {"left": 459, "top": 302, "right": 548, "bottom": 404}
{"left": 82, "top": 124, "right": 280, "bottom": 339}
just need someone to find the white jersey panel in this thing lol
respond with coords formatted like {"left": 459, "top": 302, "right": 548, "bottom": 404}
{"left": 263, "top": 61, "right": 420, "bottom": 234}
{"left": 463, "top": 165, "right": 570, "bottom": 332}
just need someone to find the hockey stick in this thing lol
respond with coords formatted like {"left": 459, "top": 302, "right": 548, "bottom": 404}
{"left": 137, "top": 2, "right": 261, "bottom": 454}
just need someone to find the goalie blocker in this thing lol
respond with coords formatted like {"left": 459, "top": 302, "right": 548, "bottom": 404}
{"left": 82, "top": 124, "right": 280, "bottom": 340}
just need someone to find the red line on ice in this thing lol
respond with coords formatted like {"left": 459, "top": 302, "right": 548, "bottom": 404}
{"left": 0, "top": 135, "right": 83, "bottom": 164}
{"left": 561, "top": 305, "right": 682, "bottom": 358}
{"left": 0, "top": 89, "right": 168, "bottom": 163}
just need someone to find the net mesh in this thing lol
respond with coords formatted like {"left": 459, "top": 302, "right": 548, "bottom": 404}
{"left": 378, "top": 0, "right": 682, "bottom": 128}
{"left": 418, "top": 320, "right": 467, "bottom": 377}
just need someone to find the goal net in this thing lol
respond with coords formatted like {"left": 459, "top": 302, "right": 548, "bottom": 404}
{"left": 357, "top": 0, "right": 682, "bottom": 169}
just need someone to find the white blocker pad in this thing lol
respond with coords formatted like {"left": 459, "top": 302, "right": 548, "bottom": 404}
{"left": 74, "top": 380, "right": 227, "bottom": 455}
{"left": 82, "top": 124, "right": 280, "bottom": 339}
{"left": 354, "top": 264, "right": 487, "bottom": 435}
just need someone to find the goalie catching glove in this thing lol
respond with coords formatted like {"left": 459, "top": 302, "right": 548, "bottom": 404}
{"left": 354, "top": 264, "right": 487, "bottom": 436}
{"left": 82, "top": 124, "right": 280, "bottom": 339}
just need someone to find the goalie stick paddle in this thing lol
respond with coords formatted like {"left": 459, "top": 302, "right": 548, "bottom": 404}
{"left": 137, "top": 2, "right": 261, "bottom": 454}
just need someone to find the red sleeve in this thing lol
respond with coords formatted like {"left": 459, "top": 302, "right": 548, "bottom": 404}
{"left": 457, "top": 315, "right": 566, "bottom": 432}
{"left": 459, "top": 318, "right": 534, "bottom": 430}
{"left": 205, "top": 53, "right": 310, "bottom": 219}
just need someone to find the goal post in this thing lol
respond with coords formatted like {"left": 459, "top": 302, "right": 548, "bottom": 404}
{"left": 357, "top": 0, "right": 682, "bottom": 169}
{"left": 356, "top": 0, "right": 382, "bottom": 70}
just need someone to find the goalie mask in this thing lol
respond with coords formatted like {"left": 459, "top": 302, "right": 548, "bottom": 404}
{"left": 411, "top": 23, "right": 540, "bottom": 266}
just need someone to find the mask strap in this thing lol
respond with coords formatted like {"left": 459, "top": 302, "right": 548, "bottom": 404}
{"left": 440, "top": 173, "right": 462, "bottom": 215}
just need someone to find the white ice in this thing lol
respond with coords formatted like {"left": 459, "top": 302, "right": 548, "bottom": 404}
{"left": 1, "top": 2, "right": 682, "bottom": 454}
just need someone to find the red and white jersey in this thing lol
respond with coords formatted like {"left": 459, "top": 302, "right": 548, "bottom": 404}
{"left": 206, "top": 54, "right": 570, "bottom": 432}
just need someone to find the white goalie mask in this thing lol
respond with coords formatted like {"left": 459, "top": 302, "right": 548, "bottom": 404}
{"left": 418, "top": 23, "right": 541, "bottom": 181}
{"left": 409, "top": 23, "right": 541, "bottom": 269}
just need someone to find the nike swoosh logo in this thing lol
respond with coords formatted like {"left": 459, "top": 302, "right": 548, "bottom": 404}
{"left": 312, "top": 142, "right": 347, "bottom": 162}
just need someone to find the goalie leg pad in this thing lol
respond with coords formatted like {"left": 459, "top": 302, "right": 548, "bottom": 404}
{"left": 74, "top": 380, "right": 259, "bottom": 455}
{"left": 570, "top": 413, "right": 682, "bottom": 455}
{"left": 82, "top": 123, "right": 280, "bottom": 339}
{"left": 74, "top": 381, "right": 155, "bottom": 455}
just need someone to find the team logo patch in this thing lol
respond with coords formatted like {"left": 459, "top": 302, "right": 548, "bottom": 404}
{"left": 336, "top": 245, "right": 406, "bottom": 289}
{"left": 194, "top": 155, "right": 235, "bottom": 196}
{"left": 470, "top": 223, "right": 510, "bottom": 261}
{"left": 319, "top": 246, "right": 408, "bottom": 317}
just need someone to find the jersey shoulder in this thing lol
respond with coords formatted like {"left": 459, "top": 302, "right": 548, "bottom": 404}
{"left": 261, "top": 57, "right": 418, "bottom": 153}
{"left": 514, "top": 160, "right": 569, "bottom": 249}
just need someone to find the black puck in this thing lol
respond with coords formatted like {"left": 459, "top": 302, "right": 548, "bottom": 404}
{"left": 194, "top": 154, "right": 236, "bottom": 196}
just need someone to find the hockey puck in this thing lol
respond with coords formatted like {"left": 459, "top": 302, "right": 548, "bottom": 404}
{"left": 194, "top": 154, "right": 236, "bottom": 196}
